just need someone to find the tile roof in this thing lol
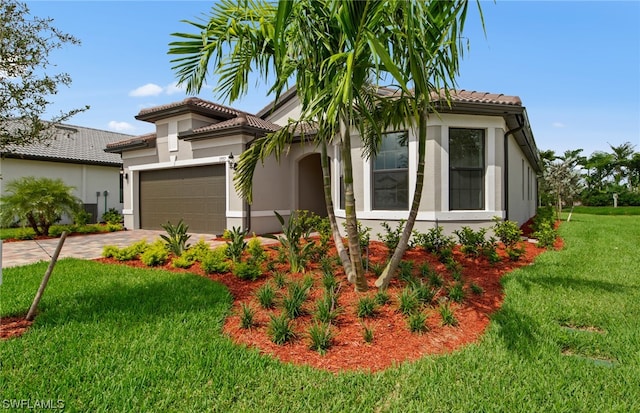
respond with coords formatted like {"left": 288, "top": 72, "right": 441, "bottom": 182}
{"left": 2, "top": 123, "right": 132, "bottom": 166}
{"left": 190, "top": 113, "right": 280, "bottom": 134}
{"left": 136, "top": 97, "right": 243, "bottom": 121}
{"left": 439, "top": 90, "right": 522, "bottom": 106}
{"left": 104, "top": 133, "right": 157, "bottom": 152}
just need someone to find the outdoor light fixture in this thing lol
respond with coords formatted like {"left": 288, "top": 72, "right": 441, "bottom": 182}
{"left": 227, "top": 153, "right": 238, "bottom": 171}
{"left": 120, "top": 166, "right": 128, "bottom": 181}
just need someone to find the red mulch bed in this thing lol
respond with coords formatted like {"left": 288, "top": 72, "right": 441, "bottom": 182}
{"left": 1, "top": 234, "right": 562, "bottom": 373}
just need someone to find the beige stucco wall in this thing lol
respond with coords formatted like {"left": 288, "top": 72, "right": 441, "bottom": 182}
{"left": 0, "top": 158, "right": 122, "bottom": 223}
{"left": 506, "top": 134, "right": 538, "bottom": 226}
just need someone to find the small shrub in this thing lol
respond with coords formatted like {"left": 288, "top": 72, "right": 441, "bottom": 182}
{"left": 102, "top": 208, "right": 122, "bottom": 225}
{"left": 112, "top": 240, "right": 149, "bottom": 261}
{"left": 239, "top": 303, "right": 256, "bottom": 329}
{"left": 374, "top": 290, "right": 390, "bottom": 306}
{"left": 140, "top": 241, "right": 169, "bottom": 266}
{"left": 308, "top": 323, "right": 333, "bottom": 354}
{"left": 272, "top": 271, "right": 288, "bottom": 289}
{"left": 506, "top": 243, "right": 526, "bottom": 261}
{"left": 48, "top": 224, "right": 74, "bottom": 237}
{"left": 428, "top": 271, "right": 444, "bottom": 288}
{"left": 319, "top": 256, "right": 334, "bottom": 276}
{"left": 15, "top": 228, "right": 35, "bottom": 240}
{"left": 454, "top": 226, "right": 488, "bottom": 258}
{"left": 356, "top": 295, "right": 377, "bottom": 318}
{"left": 106, "top": 223, "right": 123, "bottom": 232}
{"left": 233, "top": 261, "right": 262, "bottom": 281}
{"left": 247, "top": 235, "right": 266, "bottom": 264}
{"left": 102, "top": 245, "right": 119, "bottom": 258}
{"left": 73, "top": 209, "right": 92, "bottom": 226}
{"left": 533, "top": 222, "right": 557, "bottom": 249}
{"left": 377, "top": 220, "right": 405, "bottom": 254}
{"left": 439, "top": 302, "right": 458, "bottom": 326}
{"left": 411, "top": 280, "right": 438, "bottom": 305}
{"left": 398, "top": 260, "right": 415, "bottom": 282}
{"left": 397, "top": 288, "right": 419, "bottom": 315}
{"left": 160, "top": 219, "right": 191, "bottom": 256}
{"left": 370, "top": 261, "right": 385, "bottom": 277}
{"left": 256, "top": 283, "right": 276, "bottom": 309}
{"left": 448, "top": 282, "right": 466, "bottom": 303}
{"left": 412, "top": 226, "right": 456, "bottom": 255}
{"left": 321, "top": 271, "right": 338, "bottom": 292}
{"left": 267, "top": 313, "right": 296, "bottom": 345}
{"left": 492, "top": 217, "right": 523, "bottom": 248}
{"left": 532, "top": 206, "right": 554, "bottom": 233}
{"left": 201, "top": 247, "right": 231, "bottom": 274}
{"left": 362, "top": 323, "right": 375, "bottom": 344}
{"left": 225, "top": 226, "right": 248, "bottom": 262}
{"left": 407, "top": 311, "right": 429, "bottom": 333}
{"left": 470, "top": 283, "right": 484, "bottom": 295}
{"left": 282, "top": 281, "right": 309, "bottom": 319}
{"left": 171, "top": 254, "right": 194, "bottom": 269}
{"left": 483, "top": 237, "right": 501, "bottom": 265}
{"left": 314, "top": 294, "right": 340, "bottom": 324}
{"left": 183, "top": 238, "right": 211, "bottom": 262}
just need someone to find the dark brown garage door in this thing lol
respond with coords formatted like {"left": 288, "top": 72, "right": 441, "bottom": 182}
{"left": 140, "top": 165, "right": 226, "bottom": 234}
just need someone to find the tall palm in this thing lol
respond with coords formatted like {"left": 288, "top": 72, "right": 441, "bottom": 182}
{"left": 609, "top": 142, "right": 635, "bottom": 187}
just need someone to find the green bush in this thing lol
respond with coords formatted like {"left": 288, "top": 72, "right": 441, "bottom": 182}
{"left": 267, "top": 313, "right": 296, "bottom": 345}
{"left": 447, "top": 282, "right": 465, "bottom": 303}
{"left": 407, "top": 311, "right": 428, "bottom": 334}
{"left": 201, "top": 247, "right": 230, "bottom": 274}
{"left": 111, "top": 240, "right": 149, "bottom": 261}
{"left": 492, "top": 217, "right": 523, "bottom": 248}
{"left": 439, "top": 302, "right": 458, "bottom": 326}
{"left": 140, "top": 241, "right": 168, "bottom": 266}
{"left": 533, "top": 222, "right": 558, "bottom": 249}
{"left": 233, "top": 261, "right": 262, "bottom": 281}
{"left": 48, "top": 224, "right": 75, "bottom": 237}
{"left": 314, "top": 294, "right": 340, "bottom": 324}
{"left": 454, "top": 226, "right": 488, "bottom": 258}
{"left": 183, "top": 239, "right": 211, "bottom": 262}
{"left": 102, "top": 245, "right": 119, "bottom": 258}
{"left": 106, "top": 223, "right": 123, "bottom": 232}
{"left": 356, "top": 295, "right": 377, "bottom": 318}
{"left": 160, "top": 219, "right": 191, "bottom": 256}
{"left": 239, "top": 304, "right": 256, "bottom": 330}
{"left": 102, "top": 208, "right": 122, "bottom": 225}
{"left": 74, "top": 209, "right": 92, "bottom": 226}
{"left": 374, "top": 290, "right": 390, "bottom": 306}
{"left": 171, "top": 254, "right": 195, "bottom": 269}
{"left": 225, "top": 226, "right": 248, "bottom": 262}
{"left": 282, "top": 281, "right": 309, "bottom": 318}
{"left": 377, "top": 220, "right": 405, "bottom": 254}
{"left": 397, "top": 288, "right": 419, "bottom": 315}
{"left": 412, "top": 226, "right": 456, "bottom": 255}
{"left": 307, "top": 322, "right": 333, "bottom": 354}
{"left": 246, "top": 236, "right": 266, "bottom": 264}
{"left": 256, "top": 283, "right": 276, "bottom": 309}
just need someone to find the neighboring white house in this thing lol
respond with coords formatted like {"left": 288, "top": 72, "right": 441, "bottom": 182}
{"left": 106, "top": 89, "right": 540, "bottom": 236}
{"left": 1, "top": 124, "right": 132, "bottom": 223}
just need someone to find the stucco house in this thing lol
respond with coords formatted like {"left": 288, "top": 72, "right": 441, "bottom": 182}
{"left": 106, "top": 89, "right": 540, "bottom": 236}
{"left": 1, "top": 124, "right": 131, "bottom": 223}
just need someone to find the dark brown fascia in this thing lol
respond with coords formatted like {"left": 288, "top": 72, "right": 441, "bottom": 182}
{"left": 179, "top": 124, "right": 272, "bottom": 141}
{"left": 104, "top": 138, "right": 156, "bottom": 154}
{"left": 135, "top": 103, "right": 235, "bottom": 124}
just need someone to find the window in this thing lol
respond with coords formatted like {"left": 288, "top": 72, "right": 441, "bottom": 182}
{"left": 449, "top": 128, "right": 485, "bottom": 210}
{"left": 372, "top": 131, "right": 408, "bottom": 210}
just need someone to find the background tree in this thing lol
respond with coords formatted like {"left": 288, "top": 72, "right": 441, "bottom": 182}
{"left": 0, "top": 0, "right": 87, "bottom": 151}
{"left": 0, "top": 177, "right": 81, "bottom": 236}
{"left": 541, "top": 156, "right": 583, "bottom": 219}
{"left": 608, "top": 142, "right": 635, "bottom": 188}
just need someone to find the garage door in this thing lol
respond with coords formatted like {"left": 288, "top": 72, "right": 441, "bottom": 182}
{"left": 140, "top": 165, "right": 226, "bottom": 234}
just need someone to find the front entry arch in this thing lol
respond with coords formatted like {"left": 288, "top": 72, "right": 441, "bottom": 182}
{"left": 298, "top": 153, "right": 327, "bottom": 217}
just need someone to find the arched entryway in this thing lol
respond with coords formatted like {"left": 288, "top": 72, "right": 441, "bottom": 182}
{"left": 298, "top": 153, "right": 327, "bottom": 217}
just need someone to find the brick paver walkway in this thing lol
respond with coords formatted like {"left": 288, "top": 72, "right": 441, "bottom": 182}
{"left": 1, "top": 230, "right": 226, "bottom": 268}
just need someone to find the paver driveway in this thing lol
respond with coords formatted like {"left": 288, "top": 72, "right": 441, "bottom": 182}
{"left": 0, "top": 230, "right": 225, "bottom": 268}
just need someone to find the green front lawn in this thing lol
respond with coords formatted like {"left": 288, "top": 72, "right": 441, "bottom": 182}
{"left": 1, "top": 214, "right": 639, "bottom": 411}
{"left": 568, "top": 205, "right": 640, "bottom": 215}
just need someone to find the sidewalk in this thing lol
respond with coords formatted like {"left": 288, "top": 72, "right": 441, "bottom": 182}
{"left": 0, "top": 230, "right": 225, "bottom": 268}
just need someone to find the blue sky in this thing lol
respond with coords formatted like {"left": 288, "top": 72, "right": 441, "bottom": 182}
{"left": 26, "top": 1, "right": 640, "bottom": 157}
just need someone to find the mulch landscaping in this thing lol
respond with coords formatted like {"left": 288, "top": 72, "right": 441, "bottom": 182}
{"left": 1, "top": 232, "right": 563, "bottom": 373}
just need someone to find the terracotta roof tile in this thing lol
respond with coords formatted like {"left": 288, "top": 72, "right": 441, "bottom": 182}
{"left": 137, "top": 97, "right": 240, "bottom": 118}
{"left": 190, "top": 113, "right": 280, "bottom": 134}
{"left": 442, "top": 90, "right": 522, "bottom": 106}
{"left": 105, "top": 133, "right": 156, "bottom": 150}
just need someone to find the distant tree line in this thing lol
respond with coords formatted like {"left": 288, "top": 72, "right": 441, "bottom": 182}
{"left": 538, "top": 142, "right": 640, "bottom": 214}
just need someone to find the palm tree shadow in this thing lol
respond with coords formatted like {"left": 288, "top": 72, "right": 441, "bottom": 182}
{"left": 491, "top": 306, "right": 543, "bottom": 359}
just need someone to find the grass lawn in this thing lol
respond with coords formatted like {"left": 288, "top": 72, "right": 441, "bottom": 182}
{"left": 568, "top": 205, "right": 640, "bottom": 215}
{"left": 1, "top": 214, "right": 639, "bottom": 411}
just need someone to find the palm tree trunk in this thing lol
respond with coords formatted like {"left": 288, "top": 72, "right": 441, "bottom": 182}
{"left": 341, "top": 118, "right": 367, "bottom": 292}
{"left": 320, "top": 140, "right": 354, "bottom": 282}
{"left": 376, "top": 108, "right": 427, "bottom": 289}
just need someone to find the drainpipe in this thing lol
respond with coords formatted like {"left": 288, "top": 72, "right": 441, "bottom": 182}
{"left": 242, "top": 134, "right": 261, "bottom": 233}
{"left": 503, "top": 117, "right": 525, "bottom": 221}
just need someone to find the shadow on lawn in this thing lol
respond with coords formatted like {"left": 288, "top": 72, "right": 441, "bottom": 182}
{"left": 36, "top": 272, "right": 232, "bottom": 327}
{"left": 491, "top": 305, "right": 543, "bottom": 359}
{"left": 515, "top": 273, "right": 628, "bottom": 295}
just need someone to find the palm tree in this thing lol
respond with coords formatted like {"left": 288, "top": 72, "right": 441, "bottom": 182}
{"left": 169, "top": 0, "right": 477, "bottom": 292}
{"left": 609, "top": 142, "right": 635, "bottom": 188}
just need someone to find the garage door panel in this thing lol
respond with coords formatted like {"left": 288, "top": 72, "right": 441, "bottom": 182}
{"left": 140, "top": 165, "right": 226, "bottom": 234}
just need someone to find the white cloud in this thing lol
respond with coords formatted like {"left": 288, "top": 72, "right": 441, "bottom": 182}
{"left": 129, "top": 83, "right": 164, "bottom": 97}
{"left": 108, "top": 121, "right": 136, "bottom": 132}
{"left": 552, "top": 122, "right": 566, "bottom": 128}
{"left": 165, "top": 82, "right": 185, "bottom": 95}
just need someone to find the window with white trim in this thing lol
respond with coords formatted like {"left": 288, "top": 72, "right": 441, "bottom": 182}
{"left": 372, "top": 131, "right": 408, "bottom": 210}
{"left": 449, "top": 128, "right": 485, "bottom": 210}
